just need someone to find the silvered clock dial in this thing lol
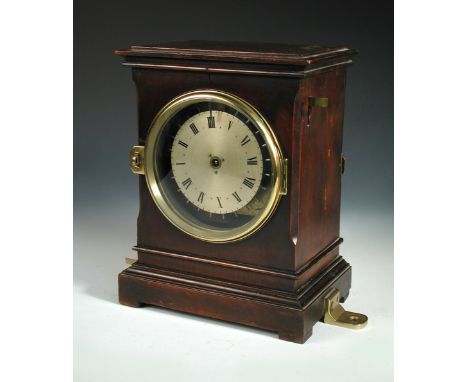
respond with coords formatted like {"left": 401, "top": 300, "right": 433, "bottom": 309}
{"left": 140, "top": 90, "right": 286, "bottom": 242}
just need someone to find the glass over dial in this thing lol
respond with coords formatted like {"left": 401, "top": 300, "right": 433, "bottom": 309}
{"left": 144, "top": 90, "right": 284, "bottom": 242}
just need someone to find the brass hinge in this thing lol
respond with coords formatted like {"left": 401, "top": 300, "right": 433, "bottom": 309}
{"left": 323, "top": 289, "right": 368, "bottom": 330}
{"left": 280, "top": 158, "right": 288, "bottom": 195}
{"left": 130, "top": 146, "right": 145, "bottom": 175}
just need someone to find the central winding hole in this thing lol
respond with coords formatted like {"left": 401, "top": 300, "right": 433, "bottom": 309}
{"left": 210, "top": 155, "right": 222, "bottom": 169}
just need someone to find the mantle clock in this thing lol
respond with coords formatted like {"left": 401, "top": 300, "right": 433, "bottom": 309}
{"left": 115, "top": 41, "right": 367, "bottom": 343}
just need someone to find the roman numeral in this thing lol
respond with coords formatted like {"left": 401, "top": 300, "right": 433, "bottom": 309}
{"left": 207, "top": 116, "right": 215, "bottom": 129}
{"left": 243, "top": 177, "right": 256, "bottom": 189}
{"left": 189, "top": 123, "right": 199, "bottom": 135}
{"left": 175, "top": 162, "right": 185, "bottom": 165}
{"left": 247, "top": 156, "right": 257, "bottom": 165}
{"left": 240, "top": 135, "right": 250, "bottom": 146}
{"left": 178, "top": 140, "right": 188, "bottom": 148}
{"left": 232, "top": 192, "right": 242, "bottom": 203}
{"left": 228, "top": 121, "right": 232, "bottom": 130}
{"left": 217, "top": 197, "right": 222, "bottom": 208}
{"left": 182, "top": 177, "right": 192, "bottom": 189}
{"left": 197, "top": 192, "right": 205, "bottom": 203}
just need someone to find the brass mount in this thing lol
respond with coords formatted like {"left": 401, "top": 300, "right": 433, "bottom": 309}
{"left": 306, "top": 96, "right": 328, "bottom": 128}
{"left": 340, "top": 154, "right": 346, "bottom": 175}
{"left": 323, "top": 289, "right": 368, "bottom": 329}
{"left": 130, "top": 146, "right": 145, "bottom": 174}
{"left": 310, "top": 96, "right": 329, "bottom": 108}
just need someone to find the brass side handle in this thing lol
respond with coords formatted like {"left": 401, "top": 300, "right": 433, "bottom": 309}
{"left": 340, "top": 154, "right": 346, "bottom": 175}
{"left": 306, "top": 96, "right": 329, "bottom": 128}
{"left": 130, "top": 146, "right": 145, "bottom": 175}
{"left": 310, "top": 96, "right": 329, "bottom": 108}
{"left": 323, "top": 289, "right": 368, "bottom": 330}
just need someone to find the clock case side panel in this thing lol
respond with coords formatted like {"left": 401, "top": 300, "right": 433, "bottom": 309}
{"left": 292, "top": 68, "right": 347, "bottom": 270}
{"left": 132, "top": 68, "right": 298, "bottom": 273}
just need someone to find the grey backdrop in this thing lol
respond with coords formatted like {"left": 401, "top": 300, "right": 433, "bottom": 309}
{"left": 74, "top": 1, "right": 393, "bottom": 379}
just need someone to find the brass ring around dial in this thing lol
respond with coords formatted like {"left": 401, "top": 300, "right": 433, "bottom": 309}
{"left": 143, "top": 89, "right": 284, "bottom": 243}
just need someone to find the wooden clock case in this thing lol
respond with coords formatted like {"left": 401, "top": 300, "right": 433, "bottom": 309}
{"left": 116, "top": 41, "right": 358, "bottom": 343}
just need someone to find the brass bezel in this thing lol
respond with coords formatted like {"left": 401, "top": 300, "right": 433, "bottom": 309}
{"left": 144, "top": 90, "right": 285, "bottom": 243}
